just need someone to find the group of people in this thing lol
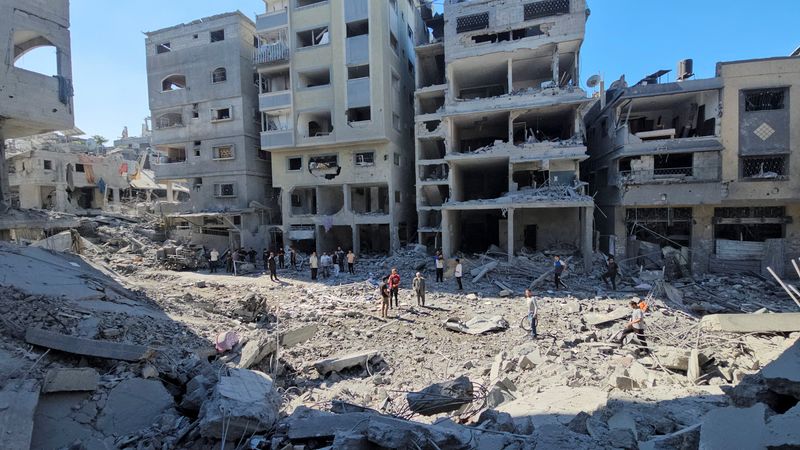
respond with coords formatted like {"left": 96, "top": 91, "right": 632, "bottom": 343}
{"left": 308, "top": 247, "right": 357, "bottom": 280}
{"left": 378, "top": 268, "right": 427, "bottom": 318}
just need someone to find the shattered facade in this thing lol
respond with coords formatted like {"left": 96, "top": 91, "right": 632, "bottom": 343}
{"left": 256, "top": 0, "right": 421, "bottom": 255}
{"left": 584, "top": 56, "right": 800, "bottom": 277}
{"left": 415, "top": 0, "right": 594, "bottom": 269}
{"left": 145, "top": 13, "right": 276, "bottom": 253}
{"left": 0, "top": 0, "right": 75, "bottom": 204}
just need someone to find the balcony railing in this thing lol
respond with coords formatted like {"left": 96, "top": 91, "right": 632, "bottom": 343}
{"left": 254, "top": 42, "right": 290, "bottom": 65}
{"left": 618, "top": 166, "right": 720, "bottom": 184}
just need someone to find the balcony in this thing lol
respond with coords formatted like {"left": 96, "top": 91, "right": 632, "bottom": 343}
{"left": 259, "top": 91, "right": 292, "bottom": 110}
{"left": 345, "top": 34, "right": 368, "bottom": 66}
{"left": 261, "top": 130, "right": 294, "bottom": 149}
{"left": 618, "top": 166, "right": 719, "bottom": 185}
{"left": 153, "top": 161, "right": 191, "bottom": 180}
{"left": 346, "top": 77, "right": 370, "bottom": 108}
{"left": 254, "top": 41, "right": 290, "bottom": 65}
{"left": 256, "top": 10, "right": 288, "bottom": 31}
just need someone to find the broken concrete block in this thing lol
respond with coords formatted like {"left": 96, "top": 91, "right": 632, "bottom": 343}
{"left": 484, "top": 381, "right": 517, "bottom": 409}
{"left": 141, "top": 364, "right": 158, "bottom": 379}
{"left": 764, "top": 403, "right": 800, "bottom": 448}
{"left": 687, "top": 349, "right": 701, "bottom": 384}
{"left": 519, "top": 349, "right": 543, "bottom": 370}
{"left": 567, "top": 411, "right": 591, "bottom": 435}
{"left": 606, "top": 428, "right": 637, "bottom": 450}
{"left": 96, "top": 378, "right": 175, "bottom": 436}
{"left": 0, "top": 381, "right": 39, "bottom": 450}
{"left": 566, "top": 300, "right": 581, "bottom": 313}
{"left": 365, "top": 415, "right": 470, "bottom": 449}
{"left": 476, "top": 409, "right": 515, "bottom": 433}
{"left": 313, "top": 349, "right": 382, "bottom": 375}
{"left": 490, "top": 351, "right": 506, "bottom": 380}
{"left": 699, "top": 404, "right": 767, "bottom": 450}
{"left": 199, "top": 369, "right": 280, "bottom": 440}
{"left": 179, "top": 375, "right": 214, "bottom": 412}
{"left": 25, "top": 328, "right": 151, "bottom": 361}
{"left": 498, "top": 289, "right": 512, "bottom": 297}
{"left": 639, "top": 423, "right": 700, "bottom": 450}
{"left": 331, "top": 431, "right": 373, "bottom": 450}
{"left": 42, "top": 368, "right": 99, "bottom": 393}
{"left": 761, "top": 337, "right": 800, "bottom": 400}
{"left": 700, "top": 312, "right": 800, "bottom": 333}
{"left": 444, "top": 315, "right": 509, "bottom": 335}
{"left": 286, "top": 411, "right": 372, "bottom": 440}
{"left": 406, "top": 376, "right": 473, "bottom": 416}
{"left": 498, "top": 386, "right": 608, "bottom": 430}
{"left": 585, "top": 308, "right": 630, "bottom": 327}
{"left": 609, "top": 375, "right": 637, "bottom": 391}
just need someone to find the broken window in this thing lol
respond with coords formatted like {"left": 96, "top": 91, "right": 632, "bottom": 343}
{"left": 393, "top": 153, "right": 401, "bottom": 166}
{"left": 192, "top": 103, "right": 199, "bottom": 119}
{"left": 212, "top": 145, "right": 234, "bottom": 160}
{"left": 297, "top": 0, "right": 326, "bottom": 6}
{"left": 740, "top": 155, "right": 788, "bottom": 179}
{"left": 75, "top": 163, "right": 85, "bottom": 173}
{"left": 288, "top": 157, "right": 302, "bottom": 171}
{"left": 261, "top": 70, "right": 290, "bottom": 93}
{"left": 301, "top": 111, "right": 333, "bottom": 138}
{"left": 156, "top": 112, "right": 183, "bottom": 129}
{"left": 408, "top": 59, "right": 414, "bottom": 75}
{"left": 714, "top": 207, "right": 786, "bottom": 243}
{"left": 744, "top": 89, "right": 785, "bottom": 112}
{"left": 407, "top": 25, "right": 414, "bottom": 41}
{"left": 395, "top": 191, "right": 402, "bottom": 203}
{"left": 298, "top": 68, "right": 330, "bottom": 88}
{"left": 456, "top": 12, "right": 489, "bottom": 33}
{"left": 346, "top": 20, "right": 369, "bottom": 37}
{"left": 392, "top": 113, "right": 401, "bottom": 132}
{"left": 390, "top": 32, "right": 398, "bottom": 54}
{"left": 264, "top": 110, "right": 292, "bottom": 132}
{"left": 193, "top": 178, "right": 203, "bottom": 189}
{"left": 43, "top": 160, "right": 52, "bottom": 170}
{"left": 161, "top": 74, "right": 186, "bottom": 91}
{"left": 654, "top": 153, "right": 693, "bottom": 177}
{"left": 347, "top": 107, "right": 371, "bottom": 123}
{"left": 297, "top": 27, "right": 329, "bottom": 48}
{"left": 211, "top": 108, "right": 231, "bottom": 122}
{"left": 348, "top": 65, "right": 369, "bottom": 79}
{"left": 471, "top": 26, "right": 544, "bottom": 44}
{"left": 210, "top": 29, "right": 225, "bottom": 43}
{"left": 309, "top": 155, "right": 338, "bottom": 171}
{"left": 212, "top": 67, "right": 227, "bottom": 83}
{"left": 156, "top": 42, "right": 171, "bottom": 54}
{"left": 355, "top": 152, "right": 375, "bottom": 166}
{"left": 524, "top": 0, "right": 570, "bottom": 20}
{"left": 213, "top": 183, "right": 236, "bottom": 197}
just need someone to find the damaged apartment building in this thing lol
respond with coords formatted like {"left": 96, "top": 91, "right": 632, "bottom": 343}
{"left": 414, "top": 0, "right": 594, "bottom": 269}
{"left": 584, "top": 55, "right": 800, "bottom": 277}
{"left": 146, "top": 12, "right": 277, "bottom": 252}
{"left": 255, "top": 0, "right": 420, "bottom": 254}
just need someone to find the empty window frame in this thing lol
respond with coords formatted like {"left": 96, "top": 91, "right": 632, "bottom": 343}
{"left": 456, "top": 12, "right": 489, "bottom": 34}
{"left": 43, "top": 160, "right": 53, "bottom": 170}
{"left": 288, "top": 157, "right": 302, "bottom": 171}
{"left": 213, "top": 183, "right": 236, "bottom": 197}
{"left": 744, "top": 88, "right": 786, "bottom": 112}
{"left": 156, "top": 112, "right": 183, "bottom": 128}
{"left": 395, "top": 191, "right": 401, "bottom": 203}
{"left": 297, "top": 27, "right": 329, "bottom": 48}
{"left": 740, "top": 155, "right": 788, "bottom": 179}
{"left": 156, "top": 42, "right": 171, "bottom": 54}
{"left": 212, "top": 67, "right": 227, "bottom": 83}
{"left": 393, "top": 153, "right": 401, "bottom": 166}
{"left": 298, "top": 68, "right": 330, "bottom": 88}
{"left": 210, "top": 29, "right": 225, "bottom": 42}
{"left": 192, "top": 103, "right": 199, "bottom": 118}
{"left": 211, "top": 107, "right": 232, "bottom": 121}
{"left": 523, "top": 0, "right": 570, "bottom": 21}
{"left": 348, "top": 65, "right": 369, "bottom": 79}
{"left": 297, "top": 0, "right": 326, "bottom": 6}
{"left": 212, "top": 144, "right": 235, "bottom": 160}
{"left": 347, "top": 107, "right": 371, "bottom": 122}
{"left": 355, "top": 151, "right": 375, "bottom": 166}
{"left": 346, "top": 20, "right": 368, "bottom": 38}
{"left": 389, "top": 32, "right": 398, "bottom": 54}
{"left": 161, "top": 74, "right": 186, "bottom": 91}
{"left": 75, "top": 163, "right": 85, "bottom": 172}
{"left": 193, "top": 141, "right": 202, "bottom": 157}
{"left": 392, "top": 113, "right": 401, "bottom": 132}
{"left": 309, "top": 154, "right": 338, "bottom": 170}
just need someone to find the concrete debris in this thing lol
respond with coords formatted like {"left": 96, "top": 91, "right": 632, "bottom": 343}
{"left": 96, "top": 378, "right": 175, "bottom": 436}
{"left": 584, "top": 307, "right": 631, "bottom": 326}
{"left": 444, "top": 315, "right": 509, "bottom": 334}
{"left": 699, "top": 403, "right": 768, "bottom": 450}
{"left": 238, "top": 324, "right": 318, "bottom": 369}
{"left": 700, "top": 312, "right": 800, "bottom": 332}
{"left": 42, "top": 368, "right": 99, "bottom": 393}
{"left": 25, "top": 328, "right": 152, "bottom": 361}
{"left": 198, "top": 369, "right": 280, "bottom": 440}
{"left": 0, "top": 381, "right": 39, "bottom": 450}
{"left": 761, "top": 337, "right": 800, "bottom": 400}
{"left": 313, "top": 349, "right": 383, "bottom": 375}
{"left": 406, "top": 376, "right": 474, "bottom": 416}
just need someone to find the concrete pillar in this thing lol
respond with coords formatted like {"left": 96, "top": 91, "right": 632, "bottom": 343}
{"left": 343, "top": 184, "right": 352, "bottom": 213}
{"left": 441, "top": 209, "right": 452, "bottom": 257}
{"left": 507, "top": 208, "right": 515, "bottom": 262}
{"left": 54, "top": 184, "right": 68, "bottom": 212}
{"left": 507, "top": 58, "right": 513, "bottom": 94}
{"left": 315, "top": 225, "right": 322, "bottom": 256}
{"left": 352, "top": 224, "right": 360, "bottom": 255}
{"left": 582, "top": 205, "right": 594, "bottom": 272}
{"left": 552, "top": 49, "right": 559, "bottom": 84}
{"left": 166, "top": 181, "right": 174, "bottom": 202}
{"left": 0, "top": 123, "right": 7, "bottom": 204}
{"left": 112, "top": 187, "right": 120, "bottom": 205}
{"left": 690, "top": 205, "right": 714, "bottom": 275}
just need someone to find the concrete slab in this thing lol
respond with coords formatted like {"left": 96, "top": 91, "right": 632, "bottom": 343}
{"left": 287, "top": 412, "right": 372, "bottom": 440}
{"left": 239, "top": 324, "right": 318, "bottom": 369}
{"left": 761, "top": 337, "right": 800, "bottom": 399}
{"left": 26, "top": 328, "right": 152, "bottom": 361}
{"left": 31, "top": 392, "right": 107, "bottom": 450}
{"left": 639, "top": 424, "right": 700, "bottom": 450}
{"left": 0, "top": 382, "right": 39, "bottom": 450}
{"left": 42, "top": 368, "right": 99, "bottom": 393}
{"left": 199, "top": 369, "right": 280, "bottom": 440}
{"left": 764, "top": 403, "right": 800, "bottom": 448}
{"left": 314, "top": 349, "right": 381, "bottom": 375}
{"left": 497, "top": 386, "right": 608, "bottom": 429}
{"left": 96, "top": 378, "right": 175, "bottom": 436}
{"left": 585, "top": 307, "right": 630, "bottom": 327}
{"left": 700, "top": 312, "right": 800, "bottom": 333}
{"left": 699, "top": 404, "right": 767, "bottom": 450}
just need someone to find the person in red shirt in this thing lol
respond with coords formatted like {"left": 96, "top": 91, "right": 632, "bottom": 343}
{"left": 388, "top": 268, "right": 401, "bottom": 309}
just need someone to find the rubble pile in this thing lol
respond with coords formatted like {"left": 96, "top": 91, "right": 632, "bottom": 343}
{"left": 0, "top": 224, "right": 799, "bottom": 448}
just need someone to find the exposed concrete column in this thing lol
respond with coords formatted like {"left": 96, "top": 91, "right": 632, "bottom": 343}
{"left": 552, "top": 49, "right": 560, "bottom": 84}
{"left": 112, "top": 187, "right": 121, "bottom": 209}
{"left": 390, "top": 223, "right": 400, "bottom": 254}
{"left": 582, "top": 205, "right": 594, "bottom": 272}
{"left": 352, "top": 224, "right": 360, "bottom": 255}
{"left": 0, "top": 122, "right": 7, "bottom": 204}
{"left": 343, "top": 184, "right": 351, "bottom": 214}
{"left": 690, "top": 205, "right": 714, "bottom": 275}
{"left": 441, "top": 209, "right": 451, "bottom": 256}
{"left": 54, "top": 184, "right": 68, "bottom": 212}
{"left": 315, "top": 225, "right": 322, "bottom": 256}
{"left": 507, "top": 208, "right": 515, "bottom": 262}
{"left": 166, "top": 181, "right": 174, "bottom": 202}
{"left": 507, "top": 58, "right": 513, "bottom": 94}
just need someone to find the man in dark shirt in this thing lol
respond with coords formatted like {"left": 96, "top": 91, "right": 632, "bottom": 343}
{"left": 601, "top": 256, "right": 619, "bottom": 290}
{"left": 278, "top": 248, "right": 285, "bottom": 269}
{"left": 267, "top": 251, "right": 279, "bottom": 282}
{"left": 289, "top": 246, "right": 297, "bottom": 270}
{"left": 553, "top": 255, "right": 568, "bottom": 290}
{"left": 388, "top": 268, "right": 401, "bottom": 308}
{"left": 380, "top": 276, "right": 390, "bottom": 319}
{"left": 335, "top": 247, "right": 346, "bottom": 273}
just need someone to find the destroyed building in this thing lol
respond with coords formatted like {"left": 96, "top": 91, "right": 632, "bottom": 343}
{"left": 255, "top": 0, "right": 421, "bottom": 255}
{"left": 584, "top": 55, "right": 800, "bottom": 277}
{"left": 0, "top": 0, "right": 75, "bottom": 205}
{"left": 145, "top": 12, "right": 278, "bottom": 252}
{"left": 414, "top": 0, "right": 594, "bottom": 270}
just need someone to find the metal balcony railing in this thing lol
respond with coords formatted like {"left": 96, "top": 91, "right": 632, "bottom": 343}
{"left": 618, "top": 166, "right": 720, "bottom": 184}
{"left": 254, "top": 42, "right": 290, "bottom": 64}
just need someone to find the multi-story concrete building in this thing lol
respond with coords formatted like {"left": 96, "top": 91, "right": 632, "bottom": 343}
{"left": 255, "top": 0, "right": 421, "bottom": 255}
{"left": 0, "top": 0, "right": 75, "bottom": 204}
{"left": 414, "top": 0, "right": 594, "bottom": 270}
{"left": 584, "top": 55, "right": 800, "bottom": 277}
{"left": 145, "top": 12, "right": 276, "bottom": 251}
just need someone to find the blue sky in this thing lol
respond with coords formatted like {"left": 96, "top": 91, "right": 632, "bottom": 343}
{"left": 14, "top": 0, "right": 799, "bottom": 141}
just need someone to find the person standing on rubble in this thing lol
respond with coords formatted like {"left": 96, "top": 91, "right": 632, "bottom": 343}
{"left": 321, "top": 252, "right": 332, "bottom": 278}
{"left": 613, "top": 301, "right": 649, "bottom": 353}
{"left": 209, "top": 248, "right": 219, "bottom": 273}
{"left": 248, "top": 248, "right": 257, "bottom": 264}
{"left": 309, "top": 251, "right": 319, "bottom": 280}
{"left": 412, "top": 272, "right": 426, "bottom": 306}
{"left": 336, "top": 247, "right": 346, "bottom": 273}
{"left": 388, "top": 268, "right": 401, "bottom": 308}
{"left": 525, "top": 289, "right": 538, "bottom": 339}
{"left": 380, "top": 276, "right": 391, "bottom": 318}
{"left": 454, "top": 258, "right": 463, "bottom": 290}
{"left": 435, "top": 251, "right": 444, "bottom": 283}
{"left": 289, "top": 246, "right": 297, "bottom": 270}
{"left": 553, "top": 255, "right": 568, "bottom": 290}
{"left": 601, "top": 256, "right": 619, "bottom": 290}
{"left": 347, "top": 250, "right": 356, "bottom": 274}
{"left": 267, "top": 251, "right": 279, "bottom": 282}
{"left": 225, "top": 250, "right": 233, "bottom": 273}
{"left": 278, "top": 248, "right": 286, "bottom": 270}
{"left": 262, "top": 248, "right": 269, "bottom": 271}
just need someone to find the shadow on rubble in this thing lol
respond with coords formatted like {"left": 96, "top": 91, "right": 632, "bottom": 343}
{"left": 0, "top": 242, "right": 229, "bottom": 449}
{"left": 275, "top": 339, "right": 800, "bottom": 450}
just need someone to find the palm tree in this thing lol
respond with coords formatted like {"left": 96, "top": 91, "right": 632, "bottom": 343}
{"left": 92, "top": 135, "right": 108, "bottom": 155}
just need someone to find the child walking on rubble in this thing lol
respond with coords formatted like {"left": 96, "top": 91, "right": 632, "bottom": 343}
{"left": 612, "top": 301, "right": 649, "bottom": 353}
{"left": 553, "top": 255, "right": 568, "bottom": 290}
{"left": 525, "top": 289, "right": 538, "bottom": 339}
{"left": 388, "top": 268, "right": 401, "bottom": 308}
{"left": 380, "top": 276, "right": 391, "bottom": 318}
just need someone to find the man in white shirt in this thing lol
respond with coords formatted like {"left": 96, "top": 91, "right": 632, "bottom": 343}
{"left": 209, "top": 248, "right": 219, "bottom": 273}
{"left": 435, "top": 251, "right": 444, "bottom": 282}
{"left": 454, "top": 258, "right": 463, "bottom": 290}
{"left": 525, "top": 289, "right": 538, "bottom": 338}
{"left": 613, "top": 301, "right": 648, "bottom": 353}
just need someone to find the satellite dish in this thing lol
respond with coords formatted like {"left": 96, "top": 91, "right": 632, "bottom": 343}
{"left": 586, "top": 74, "right": 601, "bottom": 88}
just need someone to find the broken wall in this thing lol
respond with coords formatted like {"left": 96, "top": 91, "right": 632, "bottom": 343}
{"left": 513, "top": 207, "right": 580, "bottom": 252}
